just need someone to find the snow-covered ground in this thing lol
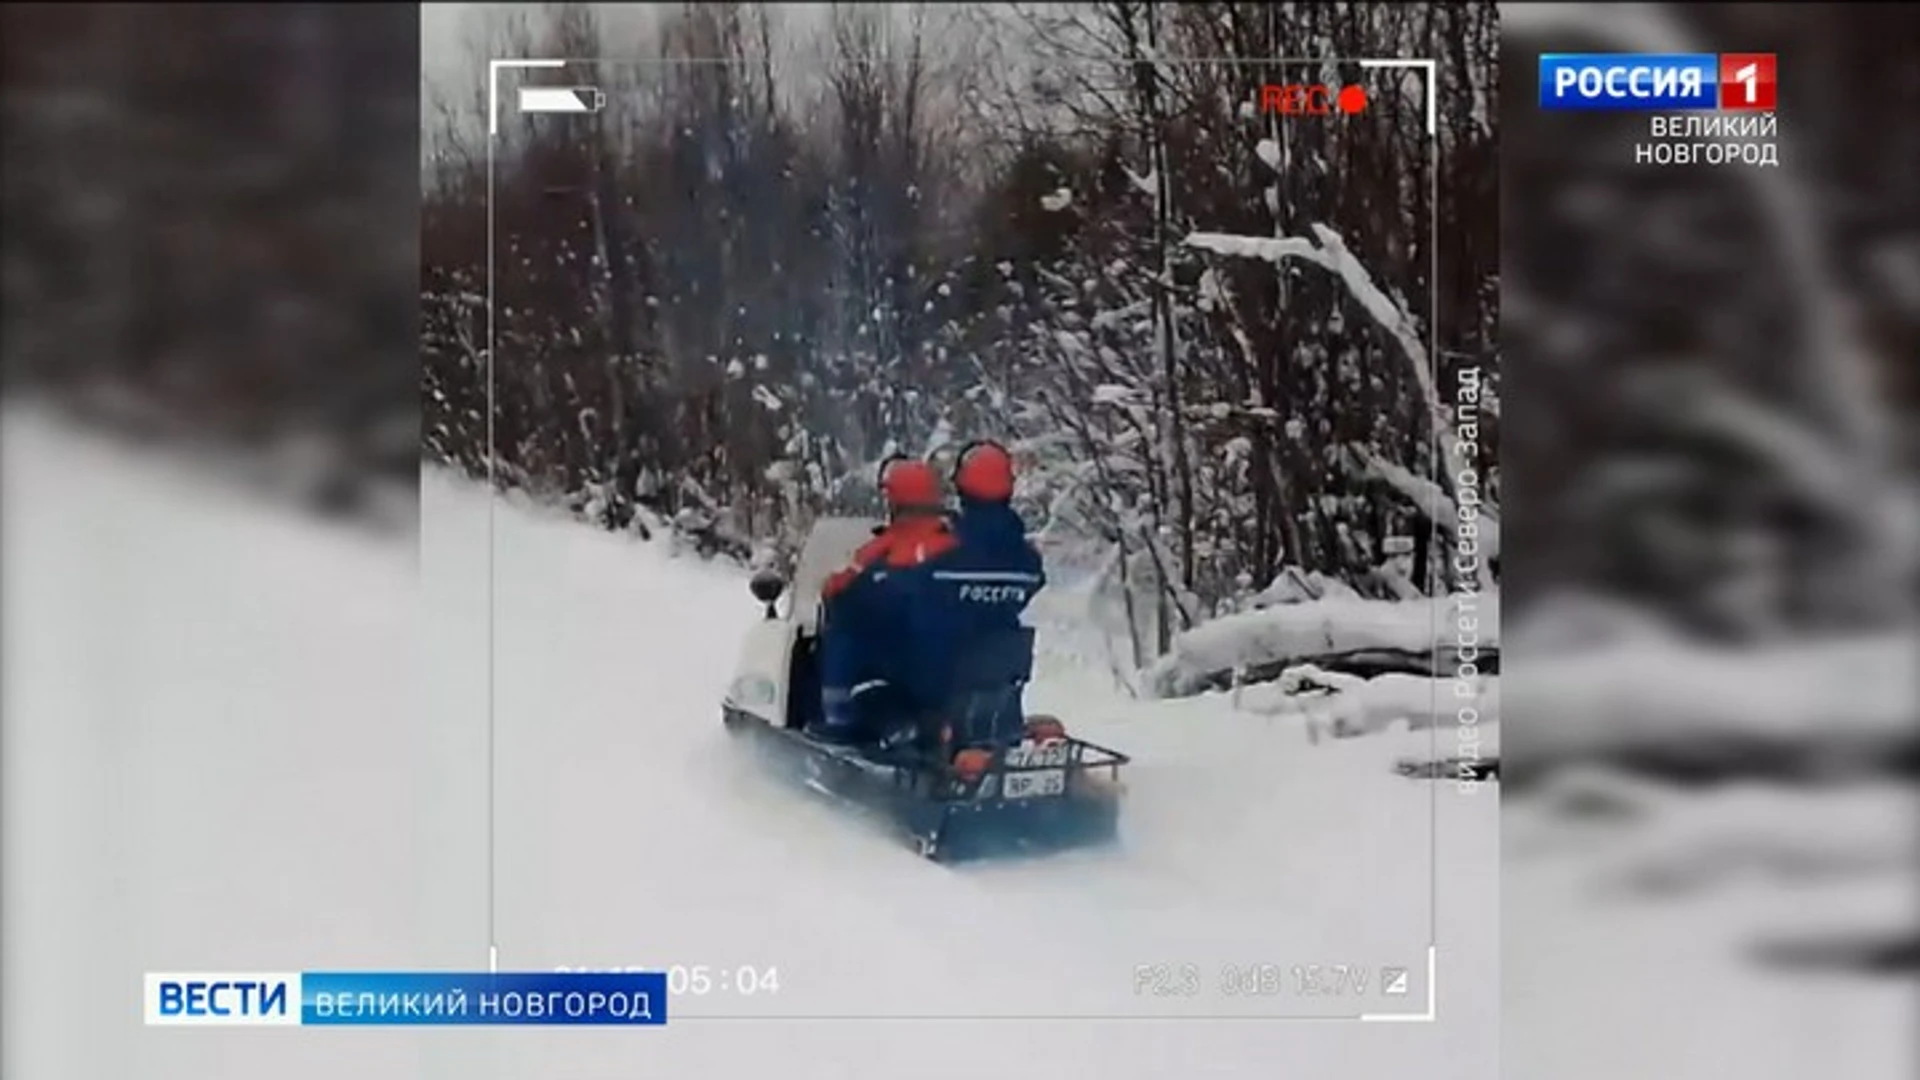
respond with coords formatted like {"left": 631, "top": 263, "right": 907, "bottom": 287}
{"left": 1501, "top": 609, "right": 1917, "bottom": 1079}
{"left": 3, "top": 412, "right": 1496, "bottom": 1079}
{"left": 10, "top": 412, "right": 1911, "bottom": 1079}
{"left": 1506, "top": 777, "right": 1917, "bottom": 1079}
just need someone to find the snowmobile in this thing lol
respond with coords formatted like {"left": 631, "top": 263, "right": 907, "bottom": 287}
{"left": 721, "top": 517, "right": 1128, "bottom": 863}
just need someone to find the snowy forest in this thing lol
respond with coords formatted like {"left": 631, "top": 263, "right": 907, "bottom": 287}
{"left": 1500, "top": 7, "right": 1917, "bottom": 1053}
{"left": 420, "top": 1, "right": 1501, "bottom": 665}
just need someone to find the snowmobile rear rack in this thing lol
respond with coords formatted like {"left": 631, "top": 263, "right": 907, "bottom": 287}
{"left": 733, "top": 719, "right": 1128, "bottom": 863}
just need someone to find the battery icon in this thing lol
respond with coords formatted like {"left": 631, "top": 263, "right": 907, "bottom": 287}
{"left": 519, "top": 86, "right": 605, "bottom": 115}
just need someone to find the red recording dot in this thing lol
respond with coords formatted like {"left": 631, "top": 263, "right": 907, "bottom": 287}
{"left": 1338, "top": 85, "right": 1368, "bottom": 114}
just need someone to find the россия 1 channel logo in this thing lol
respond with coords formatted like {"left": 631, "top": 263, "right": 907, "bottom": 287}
{"left": 1539, "top": 53, "right": 1776, "bottom": 111}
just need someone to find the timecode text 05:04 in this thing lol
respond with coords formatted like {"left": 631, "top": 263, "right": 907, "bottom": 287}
{"left": 554, "top": 966, "right": 781, "bottom": 995}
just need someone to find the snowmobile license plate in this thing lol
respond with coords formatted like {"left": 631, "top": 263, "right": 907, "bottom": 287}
{"left": 1004, "top": 739, "right": 1070, "bottom": 769}
{"left": 1002, "top": 769, "right": 1066, "bottom": 800}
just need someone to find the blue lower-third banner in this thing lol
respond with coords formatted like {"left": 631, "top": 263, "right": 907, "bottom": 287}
{"left": 144, "top": 971, "right": 668, "bottom": 1026}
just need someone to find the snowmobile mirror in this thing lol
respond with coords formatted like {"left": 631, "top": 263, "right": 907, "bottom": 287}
{"left": 749, "top": 570, "right": 786, "bottom": 614}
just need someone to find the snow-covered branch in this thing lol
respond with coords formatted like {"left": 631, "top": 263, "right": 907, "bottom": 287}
{"left": 1186, "top": 224, "right": 1483, "bottom": 554}
{"left": 1352, "top": 445, "right": 1502, "bottom": 561}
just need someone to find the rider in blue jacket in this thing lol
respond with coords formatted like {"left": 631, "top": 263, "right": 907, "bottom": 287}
{"left": 945, "top": 440, "right": 1045, "bottom": 628}
{"left": 919, "top": 441, "right": 1047, "bottom": 742}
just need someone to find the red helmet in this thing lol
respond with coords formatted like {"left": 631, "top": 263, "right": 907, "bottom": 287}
{"left": 879, "top": 457, "right": 942, "bottom": 511}
{"left": 953, "top": 440, "right": 1015, "bottom": 502}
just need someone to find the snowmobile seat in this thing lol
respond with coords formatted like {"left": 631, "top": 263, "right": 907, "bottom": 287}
{"left": 939, "top": 627, "right": 1035, "bottom": 749}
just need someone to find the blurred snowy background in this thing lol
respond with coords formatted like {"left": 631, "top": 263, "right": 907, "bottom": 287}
{"left": 3, "top": 7, "right": 435, "bottom": 1080}
{"left": 1, "top": 5, "right": 421, "bottom": 524}
{"left": 1500, "top": 4, "right": 1917, "bottom": 1078}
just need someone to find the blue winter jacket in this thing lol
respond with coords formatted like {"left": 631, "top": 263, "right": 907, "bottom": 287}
{"left": 892, "top": 497, "right": 1046, "bottom": 741}
{"left": 943, "top": 497, "right": 1046, "bottom": 630}
{"left": 918, "top": 497, "right": 1045, "bottom": 682}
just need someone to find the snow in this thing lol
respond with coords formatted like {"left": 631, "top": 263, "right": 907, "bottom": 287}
{"left": 1512, "top": 780, "right": 1914, "bottom": 894}
{"left": 1187, "top": 226, "right": 1428, "bottom": 380}
{"left": 1501, "top": 589, "right": 1687, "bottom": 653}
{"left": 1503, "top": 632, "right": 1914, "bottom": 772}
{"left": 1248, "top": 565, "right": 1361, "bottom": 607}
{"left": 1123, "top": 166, "right": 1158, "bottom": 199}
{"left": 1197, "top": 267, "right": 1225, "bottom": 312}
{"left": 1230, "top": 665, "right": 1500, "bottom": 746}
{"left": 1254, "top": 138, "right": 1282, "bottom": 172}
{"left": 1357, "top": 447, "right": 1502, "bottom": 561}
{"left": 467, "top": 472, "right": 1486, "bottom": 1025}
{"left": 2, "top": 412, "right": 1496, "bottom": 1078}
{"left": 1499, "top": 584, "right": 1918, "bottom": 1080}
{"left": 1039, "top": 188, "right": 1073, "bottom": 212}
{"left": 1508, "top": 784, "right": 1916, "bottom": 1079}
{"left": 3, "top": 413, "right": 444, "bottom": 1079}
{"left": 1144, "top": 592, "right": 1500, "bottom": 699}
{"left": 1184, "top": 224, "right": 1478, "bottom": 511}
